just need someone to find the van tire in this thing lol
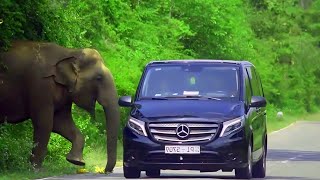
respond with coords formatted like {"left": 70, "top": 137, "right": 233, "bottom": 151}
{"left": 235, "top": 143, "right": 252, "bottom": 179}
{"left": 146, "top": 169, "right": 160, "bottom": 177}
{"left": 253, "top": 144, "right": 267, "bottom": 178}
{"left": 124, "top": 166, "right": 141, "bottom": 179}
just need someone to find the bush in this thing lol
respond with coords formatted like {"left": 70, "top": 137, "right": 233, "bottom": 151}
{"left": 0, "top": 122, "right": 33, "bottom": 172}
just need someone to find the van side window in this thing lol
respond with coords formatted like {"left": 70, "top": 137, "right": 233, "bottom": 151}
{"left": 244, "top": 68, "right": 252, "bottom": 105}
{"left": 253, "top": 69, "right": 264, "bottom": 97}
{"left": 246, "top": 66, "right": 261, "bottom": 97}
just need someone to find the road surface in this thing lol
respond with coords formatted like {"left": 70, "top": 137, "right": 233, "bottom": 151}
{"left": 43, "top": 121, "right": 320, "bottom": 180}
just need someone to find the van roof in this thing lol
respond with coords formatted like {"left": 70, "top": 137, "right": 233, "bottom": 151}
{"left": 147, "top": 59, "right": 253, "bottom": 66}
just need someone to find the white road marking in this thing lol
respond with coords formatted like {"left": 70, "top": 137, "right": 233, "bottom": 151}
{"left": 280, "top": 154, "right": 303, "bottom": 164}
{"left": 270, "top": 122, "right": 297, "bottom": 135}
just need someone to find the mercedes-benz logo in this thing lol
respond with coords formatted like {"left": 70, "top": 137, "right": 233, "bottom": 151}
{"left": 176, "top": 124, "right": 190, "bottom": 139}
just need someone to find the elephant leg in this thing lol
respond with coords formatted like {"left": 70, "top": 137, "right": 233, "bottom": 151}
{"left": 52, "top": 106, "right": 85, "bottom": 166}
{"left": 30, "top": 107, "right": 54, "bottom": 169}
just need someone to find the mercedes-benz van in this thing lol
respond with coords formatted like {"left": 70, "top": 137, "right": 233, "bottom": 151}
{"left": 119, "top": 60, "right": 267, "bottom": 179}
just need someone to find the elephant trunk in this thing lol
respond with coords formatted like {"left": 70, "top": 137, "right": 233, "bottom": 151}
{"left": 103, "top": 104, "right": 120, "bottom": 172}
{"left": 98, "top": 75, "right": 120, "bottom": 173}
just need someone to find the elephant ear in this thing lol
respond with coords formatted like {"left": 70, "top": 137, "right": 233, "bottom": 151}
{"left": 54, "top": 57, "right": 80, "bottom": 92}
{"left": 39, "top": 43, "right": 83, "bottom": 92}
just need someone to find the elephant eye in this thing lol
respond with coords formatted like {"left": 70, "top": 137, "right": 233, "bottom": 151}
{"left": 96, "top": 75, "right": 103, "bottom": 81}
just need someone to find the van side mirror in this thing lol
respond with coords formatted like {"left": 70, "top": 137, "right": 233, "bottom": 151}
{"left": 119, "top": 96, "right": 133, "bottom": 107}
{"left": 250, "top": 96, "right": 267, "bottom": 107}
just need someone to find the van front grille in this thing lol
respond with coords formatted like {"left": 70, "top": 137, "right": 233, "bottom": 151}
{"left": 148, "top": 122, "right": 219, "bottom": 143}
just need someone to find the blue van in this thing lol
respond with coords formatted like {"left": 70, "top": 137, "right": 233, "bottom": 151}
{"left": 119, "top": 60, "right": 267, "bottom": 179}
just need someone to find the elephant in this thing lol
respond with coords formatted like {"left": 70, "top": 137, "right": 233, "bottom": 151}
{"left": 0, "top": 41, "right": 120, "bottom": 173}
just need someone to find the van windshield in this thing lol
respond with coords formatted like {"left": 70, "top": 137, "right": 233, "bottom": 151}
{"left": 139, "top": 64, "right": 240, "bottom": 100}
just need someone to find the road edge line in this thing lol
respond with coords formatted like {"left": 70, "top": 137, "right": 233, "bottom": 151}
{"left": 269, "top": 121, "right": 297, "bottom": 135}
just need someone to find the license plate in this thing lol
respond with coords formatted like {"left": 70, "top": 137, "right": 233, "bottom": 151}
{"left": 165, "top": 145, "right": 200, "bottom": 154}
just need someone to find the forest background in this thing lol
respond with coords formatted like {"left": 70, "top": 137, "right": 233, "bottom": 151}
{"left": 1, "top": 0, "right": 320, "bottom": 178}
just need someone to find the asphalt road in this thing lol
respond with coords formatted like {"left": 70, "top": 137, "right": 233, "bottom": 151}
{"left": 43, "top": 121, "right": 320, "bottom": 180}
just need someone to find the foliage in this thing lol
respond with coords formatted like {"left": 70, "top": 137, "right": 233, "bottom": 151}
{"left": 173, "top": 0, "right": 256, "bottom": 59}
{"left": 245, "top": 0, "right": 320, "bottom": 113}
{"left": 0, "top": 122, "right": 33, "bottom": 172}
{"left": 1, "top": 0, "right": 320, "bottom": 174}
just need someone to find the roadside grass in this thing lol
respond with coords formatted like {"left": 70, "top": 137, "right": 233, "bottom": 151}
{"left": 0, "top": 143, "right": 123, "bottom": 180}
{"left": 82, "top": 143, "right": 123, "bottom": 172}
{"left": 0, "top": 162, "right": 75, "bottom": 180}
{"left": 267, "top": 112, "right": 320, "bottom": 133}
{"left": 301, "top": 113, "right": 320, "bottom": 121}
{"left": 267, "top": 114, "right": 299, "bottom": 133}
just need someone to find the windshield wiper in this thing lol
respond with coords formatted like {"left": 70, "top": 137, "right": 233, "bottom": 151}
{"left": 199, "top": 96, "right": 221, "bottom": 100}
{"left": 141, "top": 97, "right": 168, "bottom": 100}
{"left": 163, "top": 95, "right": 221, "bottom": 100}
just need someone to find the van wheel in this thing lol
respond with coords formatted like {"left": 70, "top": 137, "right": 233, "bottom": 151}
{"left": 235, "top": 143, "right": 252, "bottom": 179}
{"left": 124, "top": 166, "right": 141, "bottom": 179}
{"left": 253, "top": 144, "right": 267, "bottom": 178}
{"left": 146, "top": 169, "right": 160, "bottom": 177}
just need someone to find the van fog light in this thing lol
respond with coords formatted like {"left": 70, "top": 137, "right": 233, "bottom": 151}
{"left": 128, "top": 155, "right": 135, "bottom": 162}
{"left": 180, "top": 156, "right": 183, "bottom": 161}
{"left": 226, "top": 153, "right": 237, "bottom": 161}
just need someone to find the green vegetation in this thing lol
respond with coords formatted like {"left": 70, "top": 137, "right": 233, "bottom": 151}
{"left": 267, "top": 112, "right": 320, "bottom": 133}
{"left": 1, "top": 0, "right": 320, "bottom": 179}
{"left": 0, "top": 143, "right": 123, "bottom": 180}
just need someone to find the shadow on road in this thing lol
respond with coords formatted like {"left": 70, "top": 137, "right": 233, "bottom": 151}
{"left": 267, "top": 149, "right": 320, "bottom": 161}
{"left": 265, "top": 176, "right": 316, "bottom": 180}
{"left": 149, "top": 175, "right": 234, "bottom": 179}
{"left": 49, "top": 172, "right": 318, "bottom": 180}
{"left": 137, "top": 175, "right": 315, "bottom": 180}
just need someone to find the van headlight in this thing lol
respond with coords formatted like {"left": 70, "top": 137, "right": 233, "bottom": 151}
{"left": 127, "top": 117, "right": 147, "bottom": 136}
{"left": 220, "top": 116, "right": 245, "bottom": 137}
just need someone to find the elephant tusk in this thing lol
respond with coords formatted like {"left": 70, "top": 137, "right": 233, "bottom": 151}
{"left": 0, "top": 19, "right": 3, "bottom": 24}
